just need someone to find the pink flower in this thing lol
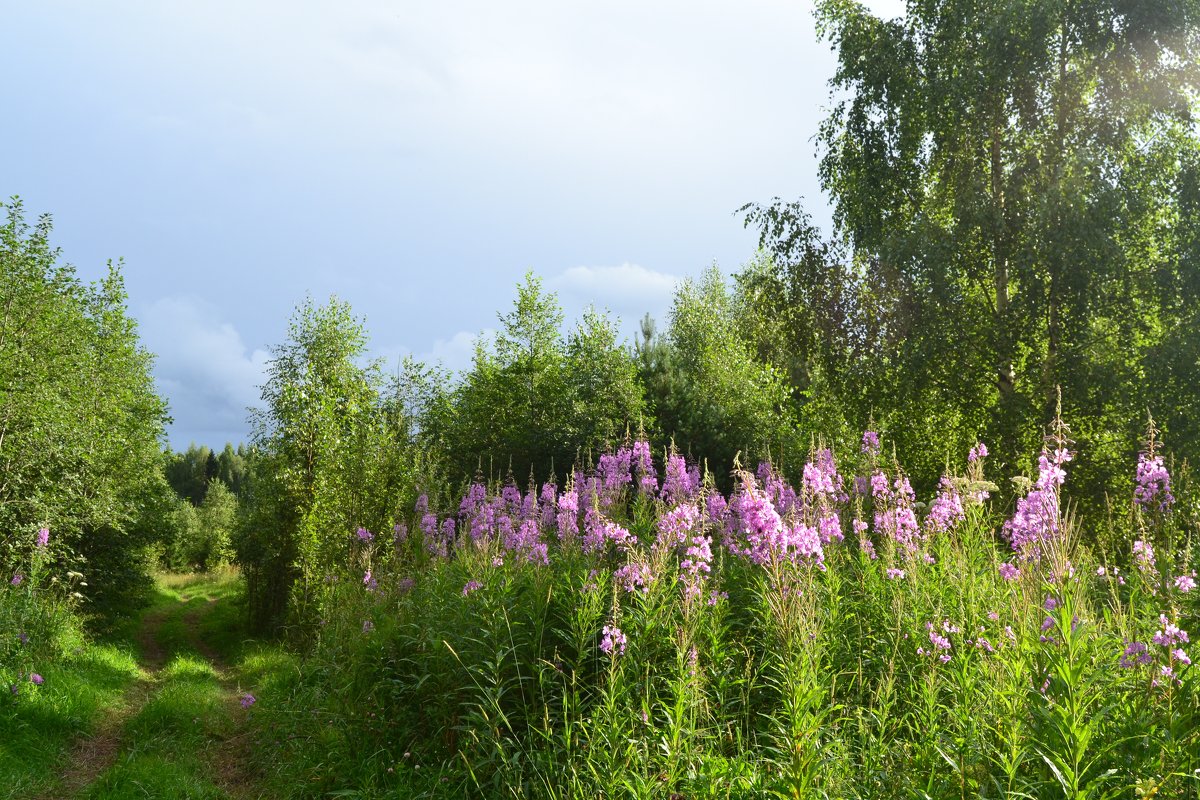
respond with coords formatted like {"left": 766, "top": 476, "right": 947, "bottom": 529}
{"left": 600, "top": 624, "right": 627, "bottom": 656}
{"left": 240, "top": 693, "right": 256, "bottom": 708}
{"left": 35, "top": 528, "right": 49, "bottom": 548}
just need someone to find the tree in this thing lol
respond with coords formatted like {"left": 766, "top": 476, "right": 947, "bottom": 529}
{"left": 803, "top": 0, "right": 1200, "bottom": 497}
{"left": 436, "top": 273, "right": 647, "bottom": 484}
{"left": 0, "top": 198, "right": 170, "bottom": 623}
{"left": 239, "top": 296, "right": 380, "bottom": 628}
{"left": 564, "top": 307, "right": 647, "bottom": 455}
{"left": 660, "top": 265, "right": 798, "bottom": 484}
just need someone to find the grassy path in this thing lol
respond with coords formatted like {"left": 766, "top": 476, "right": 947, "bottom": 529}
{"left": 22, "top": 572, "right": 265, "bottom": 800}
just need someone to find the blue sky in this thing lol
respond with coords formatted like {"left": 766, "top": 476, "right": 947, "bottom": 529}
{"left": 3, "top": 0, "right": 903, "bottom": 447}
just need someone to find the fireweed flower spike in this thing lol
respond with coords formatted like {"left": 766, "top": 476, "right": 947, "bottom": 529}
{"left": 1134, "top": 451, "right": 1174, "bottom": 511}
{"left": 356, "top": 527, "right": 374, "bottom": 543}
{"left": 600, "top": 625, "right": 627, "bottom": 656}
{"left": 1003, "top": 447, "right": 1072, "bottom": 561}
{"left": 36, "top": 527, "right": 49, "bottom": 548}
{"left": 240, "top": 693, "right": 256, "bottom": 708}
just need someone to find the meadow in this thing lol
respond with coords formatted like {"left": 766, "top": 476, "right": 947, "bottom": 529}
{"left": 229, "top": 423, "right": 1199, "bottom": 798}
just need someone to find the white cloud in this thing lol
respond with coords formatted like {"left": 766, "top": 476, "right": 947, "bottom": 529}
{"left": 550, "top": 263, "right": 679, "bottom": 331}
{"left": 138, "top": 296, "right": 270, "bottom": 446}
{"left": 421, "top": 328, "right": 496, "bottom": 373}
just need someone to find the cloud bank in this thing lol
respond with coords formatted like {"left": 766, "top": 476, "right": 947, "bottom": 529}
{"left": 138, "top": 297, "right": 269, "bottom": 447}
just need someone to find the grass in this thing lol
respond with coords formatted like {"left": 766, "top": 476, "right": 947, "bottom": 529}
{"left": 0, "top": 642, "right": 141, "bottom": 798}
{"left": 2, "top": 567, "right": 271, "bottom": 800}
{"left": 228, "top": 455, "right": 1200, "bottom": 799}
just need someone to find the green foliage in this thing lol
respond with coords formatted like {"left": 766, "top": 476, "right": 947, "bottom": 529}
{"left": 659, "top": 264, "right": 798, "bottom": 483}
{"left": 0, "top": 197, "right": 170, "bottom": 625}
{"left": 242, "top": 443, "right": 1200, "bottom": 799}
{"left": 768, "top": 0, "right": 1200, "bottom": 503}
{"left": 435, "top": 273, "right": 648, "bottom": 484}
{"left": 161, "top": 482, "right": 238, "bottom": 572}
{"left": 236, "top": 297, "right": 429, "bottom": 632}
{"left": 166, "top": 443, "right": 248, "bottom": 505}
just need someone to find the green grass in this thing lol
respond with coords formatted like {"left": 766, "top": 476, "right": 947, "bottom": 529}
{"left": 83, "top": 654, "right": 231, "bottom": 800}
{"left": 1, "top": 567, "right": 267, "bottom": 799}
{"left": 0, "top": 642, "right": 141, "bottom": 797}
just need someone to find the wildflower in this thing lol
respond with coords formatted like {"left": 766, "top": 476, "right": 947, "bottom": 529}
{"left": 10, "top": 573, "right": 23, "bottom": 586}
{"left": 504, "top": 518, "right": 548, "bottom": 565}
{"left": 925, "top": 476, "right": 965, "bottom": 534}
{"left": 18, "top": 632, "right": 28, "bottom": 645}
{"left": 600, "top": 624, "right": 627, "bottom": 656}
{"left": 614, "top": 562, "right": 654, "bottom": 594}
{"left": 1174, "top": 574, "right": 1196, "bottom": 593}
{"left": 660, "top": 454, "right": 697, "bottom": 504}
{"left": 393, "top": 523, "right": 408, "bottom": 543}
{"left": 28, "top": 673, "right": 43, "bottom": 686}
{"left": 681, "top": 533, "right": 714, "bottom": 599}
{"left": 1152, "top": 615, "right": 1189, "bottom": 648}
{"left": 240, "top": 693, "right": 256, "bottom": 708}
{"left": 986, "top": 611, "right": 999, "bottom": 621}
{"left": 397, "top": 577, "right": 415, "bottom": 593}
{"left": 362, "top": 620, "right": 374, "bottom": 633}
{"left": 631, "top": 439, "right": 654, "bottom": 476}
{"left": 9, "top": 684, "right": 17, "bottom": 696}
{"left": 1119, "top": 641, "right": 1153, "bottom": 668}
{"left": 1134, "top": 452, "right": 1174, "bottom": 511}
{"left": 656, "top": 503, "right": 701, "bottom": 549}
{"left": 861, "top": 430, "right": 880, "bottom": 455}
{"left": 886, "top": 568, "right": 905, "bottom": 580}
{"left": 597, "top": 449, "right": 633, "bottom": 492}
{"left": 363, "top": 570, "right": 377, "bottom": 592}
{"left": 803, "top": 449, "right": 847, "bottom": 504}
{"left": 356, "top": 527, "right": 374, "bottom": 543}
{"left": 1173, "top": 648, "right": 1191, "bottom": 666}
{"left": 1043, "top": 596, "right": 1058, "bottom": 611}
{"left": 968, "top": 442, "right": 988, "bottom": 462}
{"left": 707, "top": 590, "right": 728, "bottom": 606}
{"left": 1096, "top": 566, "right": 1106, "bottom": 576}
{"left": 1003, "top": 447, "right": 1072, "bottom": 561}
{"left": 921, "top": 622, "right": 953, "bottom": 663}
{"left": 556, "top": 487, "right": 579, "bottom": 541}
{"left": 582, "top": 569, "right": 601, "bottom": 593}
{"left": 1133, "top": 540, "right": 1157, "bottom": 576}
{"left": 462, "top": 581, "right": 482, "bottom": 597}
{"left": 36, "top": 527, "right": 49, "bottom": 548}
{"left": 998, "top": 562, "right": 1020, "bottom": 581}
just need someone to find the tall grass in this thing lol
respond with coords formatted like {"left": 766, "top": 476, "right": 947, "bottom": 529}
{"left": 240, "top": 436, "right": 1199, "bottom": 798}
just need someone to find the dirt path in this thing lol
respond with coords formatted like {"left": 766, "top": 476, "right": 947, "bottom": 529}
{"left": 37, "top": 584, "right": 263, "bottom": 800}
{"left": 181, "top": 600, "right": 260, "bottom": 800}
{"left": 39, "top": 608, "right": 171, "bottom": 799}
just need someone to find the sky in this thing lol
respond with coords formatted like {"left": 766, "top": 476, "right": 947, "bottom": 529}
{"left": 3, "top": 0, "right": 905, "bottom": 448}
